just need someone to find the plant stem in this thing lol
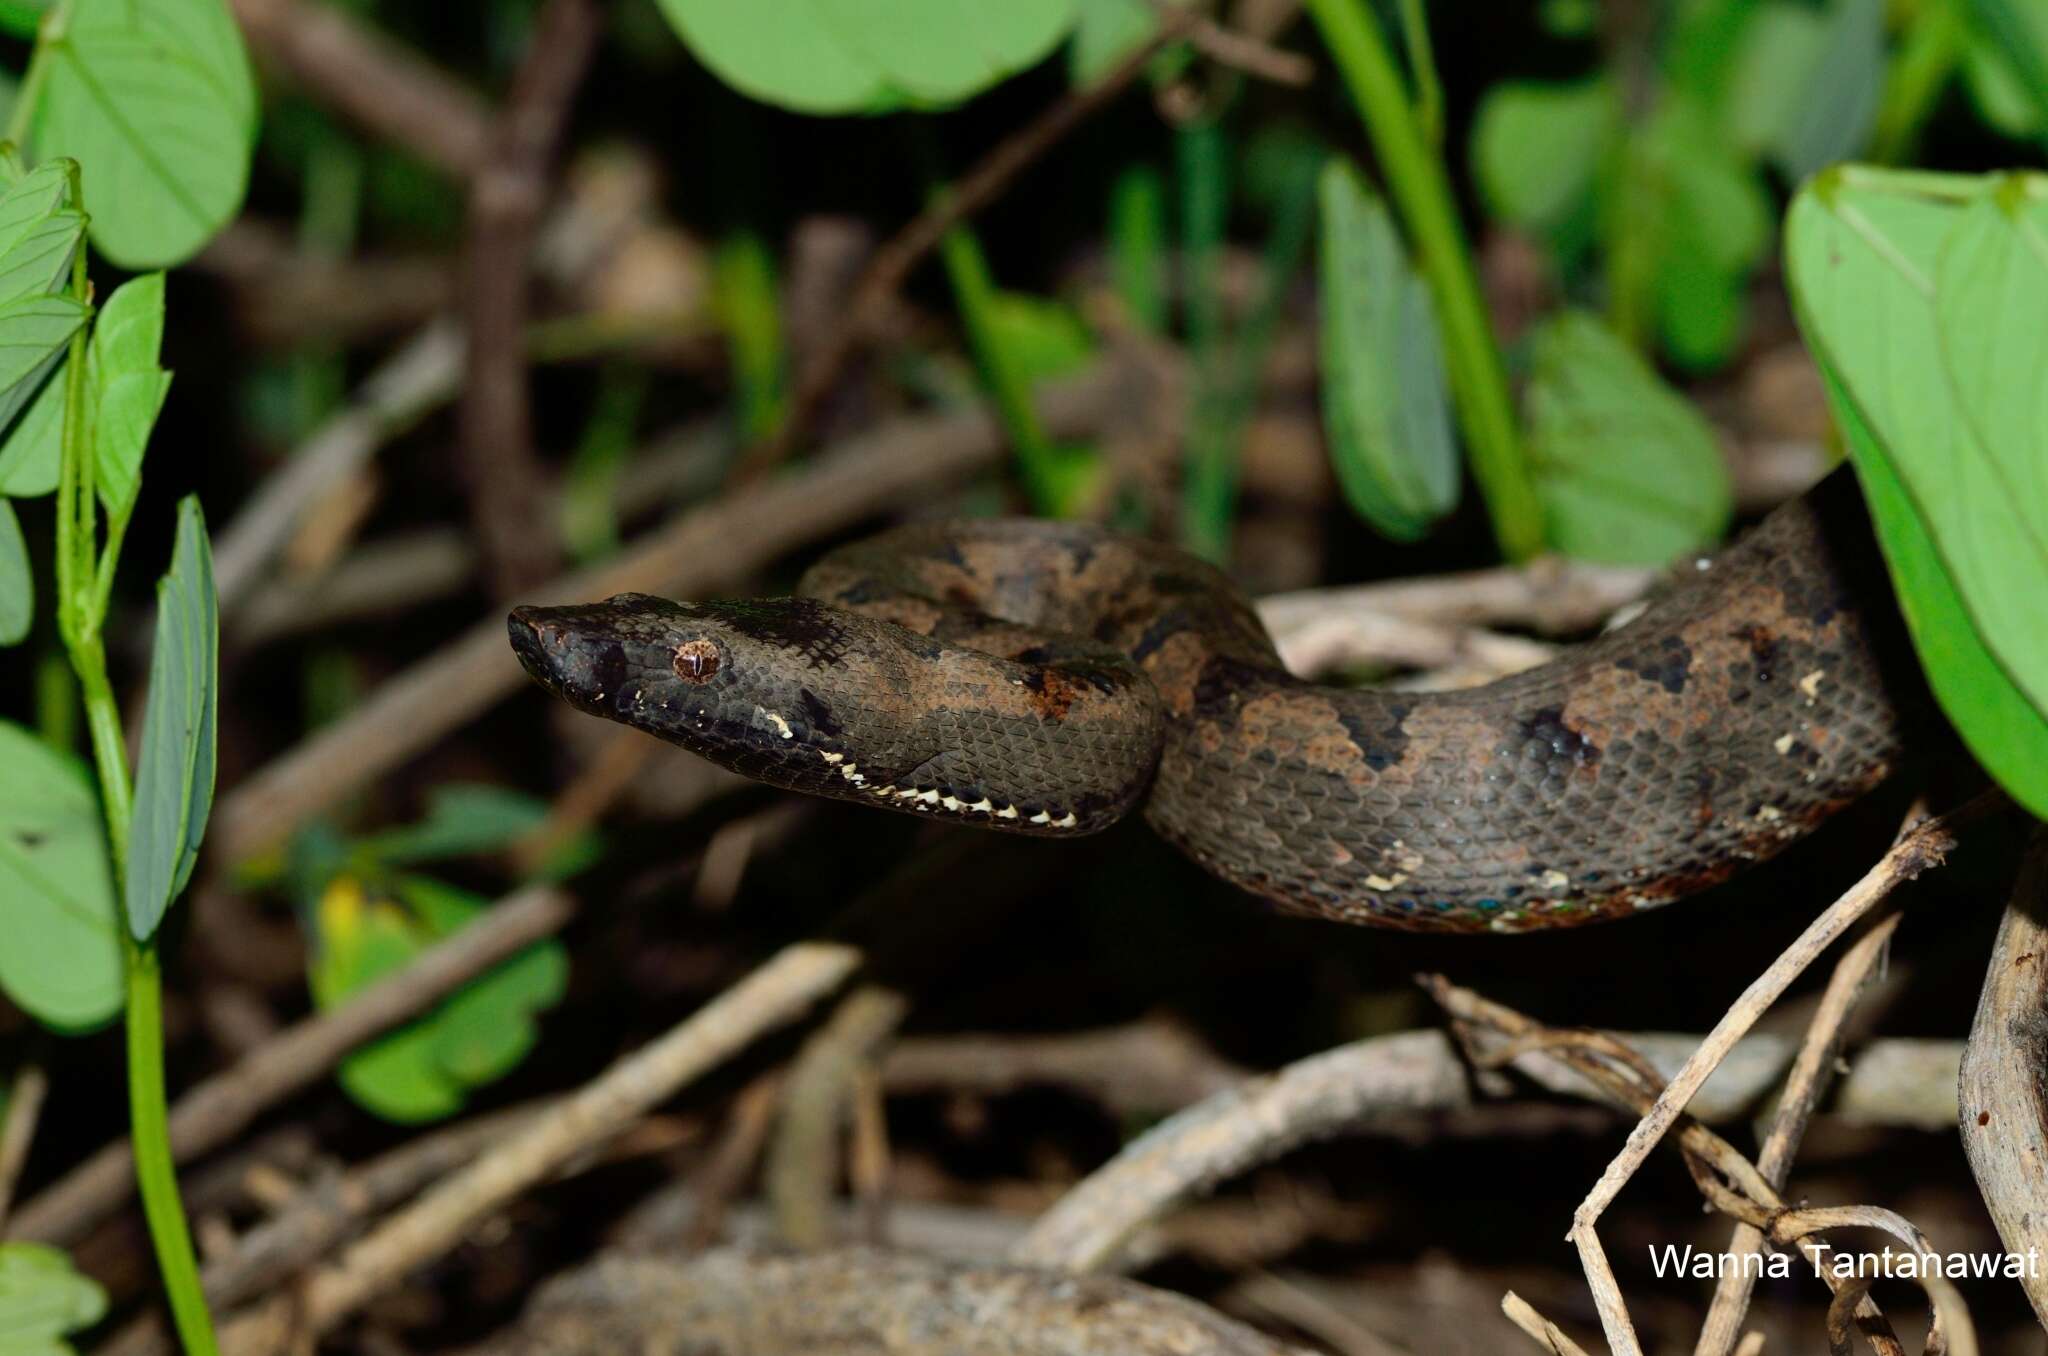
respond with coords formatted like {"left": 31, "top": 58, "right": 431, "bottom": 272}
{"left": 1303, "top": 0, "right": 1545, "bottom": 561}
{"left": 123, "top": 937, "right": 218, "bottom": 1356}
{"left": 52, "top": 172, "right": 220, "bottom": 1353}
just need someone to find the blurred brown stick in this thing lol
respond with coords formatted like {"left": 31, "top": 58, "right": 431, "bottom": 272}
{"left": 5, "top": 886, "right": 575, "bottom": 1247}
{"left": 457, "top": 0, "right": 602, "bottom": 597}
{"left": 229, "top": 0, "right": 492, "bottom": 179}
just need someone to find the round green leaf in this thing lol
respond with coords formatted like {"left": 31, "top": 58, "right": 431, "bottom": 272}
{"left": 33, "top": 0, "right": 257, "bottom": 268}
{"left": 1785, "top": 167, "right": 2048, "bottom": 818}
{"left": 1524, "top": 310, "right": 1732, "bottom": 562}
{"left": 0, "top": 1242, "right": 108, "bottom": 1353}
{"left": 1316, "top": 159, "right": 1457, "bottom": 542}
{"left": 0, "top": 720, "right": 122, "bottom": 1031}
{"left": 1470, "top": 79, "right": 1618, "bottom": 235}
{"left": 655, "top": 0, "right": 1077, "bottom": 114}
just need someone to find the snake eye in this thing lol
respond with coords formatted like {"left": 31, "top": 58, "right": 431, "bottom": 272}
{"left": 672, "top": 639, "right": 721, "bottom": 682}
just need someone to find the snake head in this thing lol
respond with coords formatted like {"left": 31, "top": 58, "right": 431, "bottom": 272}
{"left": 508, "top": 593, "right": 907, "bottom": 787}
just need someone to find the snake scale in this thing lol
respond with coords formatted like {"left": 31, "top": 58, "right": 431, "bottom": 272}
{"left": 509, "top": 466, "right": 1925, "bottom": 933}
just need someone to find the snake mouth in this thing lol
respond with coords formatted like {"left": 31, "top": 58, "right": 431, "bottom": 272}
{"left": 507, "top": 602, "right": 635, "bottom": 715}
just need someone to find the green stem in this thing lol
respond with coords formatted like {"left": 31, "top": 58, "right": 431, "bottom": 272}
{"left": 124, "top": 939, "right": 216, "bottom": 1356}
{"left": 1395, "top": 0, "right": 1443, "bottom": 151}
{"left": 52, "top": 167, "right": 218, "bottom": 1354}
{"left": 1870, "top": 0, "right": 1963, "bottom": 165}
{"left": 1304, "top": 0, "right": 1546, "bottom": 561}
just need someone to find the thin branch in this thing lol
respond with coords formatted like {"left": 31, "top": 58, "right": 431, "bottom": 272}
{"left": 1568, "top": 792, "right": 1997, "bottom": 1244}
{"left": 1958, "top": 825, "right": 2048, "bottom": 1330}
{"left": 212, "top": 321, "right": 464, "bottom": 616}
{"left": 217, "top": 942, "right": 862, "bottom": 1351}
{"left": 0, "top": 1064, "right": 48, "bottom": 1228}
{"left": 1695, "top": 898, "right": 1911, "bottom": 1356}
{"left": 228, "top": 0, "right": 493, "bottom": 179}
{"left": 4, "top": 886, "right": 576, "bottom": 1247}
{"left": 728, "top": 7, "right": 1200, "bottom": 481}
{"left": 456, "top": 0, "right": 603, "bottom": 597}
{"left": 765, "top": 985, "right": 910, "bottom": 1247}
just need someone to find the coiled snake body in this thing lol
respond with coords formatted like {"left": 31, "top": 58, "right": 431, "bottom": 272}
{"left": 509, "top": 467, "right": 1921, "bottom": 933}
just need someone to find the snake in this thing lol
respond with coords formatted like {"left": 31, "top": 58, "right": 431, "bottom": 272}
{"left": 507, "top": 465, "right": 1925, "bottom": 933}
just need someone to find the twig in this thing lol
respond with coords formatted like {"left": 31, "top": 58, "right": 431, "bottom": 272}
{"left": 216, "top": 941, "right": 861, "bottom": 1352}
{"left": 229, "top": 418, "right": 731, "bottom": 646}
{"left": 1696, "top": 895, "right": 1912, "bottom": 1355}
{"left": 882, "top": 1021, "right": 1250, "bottom": 1119}
{"left": 496, "top": 1247, "right": 1316, "bottom": 1356}
{"left": 1182, "top": 11, "right": 1315, "bottom": 85}
{"left": 1006, "top": 1018, "right": 1968, "bottom": 1276}
{"left": 1430, "top": 976, "right": 1978, "bottom": 1356}
{"left": 211, "top": 358, "right": 1148, "bottom": 863}
{"left": 766, "top": 985, "right": 911, "bottom": 1248}
{"left": 728, "top": 7, "right": 1199, "bottom": 481}
{"left": 1254, "top": 558, "right": 1655, "bottom": 639}
{"left": 5, "top": 885, "right": 575, "bottom": 1247}
{"left": 1567, "top": 793, "right": 1995, "bottom": 1247}
{"left": 1958, "top": 825, "right": 2048, "bottom": 1329}
{"left": 456, "top": 0, "right": 602, "bottom": 597}
{"left": 0, "top": 1064, "right": 48, "bottom": 1228}
{"left": 212, "top": 321, "right": 464, "bottom": 616}
{"left": 228, "top": 0, "right": 494, "bottom": 179}
{"left": 1502, "top": 1291, "right": 1595, "bottom": 1356}
{"left": 684, "top": 1072, "right": 785, "bottom": 1251}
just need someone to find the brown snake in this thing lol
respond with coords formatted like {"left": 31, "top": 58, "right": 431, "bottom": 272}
{"left": 509, "top": 466, "right": 1925, "bottom": 933}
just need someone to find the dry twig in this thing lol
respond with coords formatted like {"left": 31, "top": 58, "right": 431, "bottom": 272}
{"left": 0, "top": 1064, "right": 48, "bottom": 1228}
{"left": 216, "top": 942, "right": 862, "bottom": 1352}
{"left": 6, "top": 885, "right": 575, "bottom": 1246}
{"left": 1568, "top": 794, "right": 1996, "bottom": 1258}
{"left": 1958, "top": 826, "right": 2048, "bottom": 1329}
{"left": 228, "top": 0, "right": 493, "bottom": 178}
{"left": 456, "top": 0, "right": 603, "bottom": 597}
{"left": 767, "top": 985, "right": 912, "bottom": 1248}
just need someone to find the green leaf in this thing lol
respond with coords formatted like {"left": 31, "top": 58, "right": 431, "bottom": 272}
{"left": 1823, "top": 368, "right": 2048, "bottom": 818}
{"left": 0, "top": 720, "right": 121, "bottom": 1031}
{"left": 310, "top": 873, "right": 567, "bottom": 1124}
{"left": 1785, "top": 168, "right": 2048, "bottom": 817}
{"left": 0, "top": 0, "right": 54, "bottom": 39}
{"left": 125, "top": 496, "right": 216, "bottom": 941}
{"left": 1470, "top": 78, "right": 1618, "bottom": 235}
{"left": 354, "top": 783, "right": 551, "bottom": 866}
{"left": 711, "top": 232, "right": 785, "bottom": 443}
{"left": 0, "top": 1242, "right": 107, "bottom": 1355}
{"left": 1629, "top": 99, "right": 1773, "bottom": 369}
{"left": 1316, "top": 158, "right": 1457, "bottom": 541}
{"left": 32, "top": 0, "right": 257, "bottom": 268}
{"left": 0, "top": 296, "right": 84, "bottom": 447}
{"left": 0, "top": 161, "right": 73, "bottom": 262}
{"left": 655, "top": 0, "right": 1077, "bottom": 114}
{"left": 0, "top": 359, "right": 67, "bottom": 496}
{"left": 1964, "top": 0, "right": 2048, "bottom": 135}
{"left": 1961, "top": 35, "right": 2042, "bottom": 138}
{"left": 1728, "top": 0, "right": 1883, "bottom": 180}
{"left": 0, "top": 498, "right": 27, "bottom": 645}
{"left": 87, "top": 272, "right": 170, "bottom": 521}
{"left": 1524, "top": 309, "right": 1733, "bottom": 562}
{"left": 0, "top": 213, "right": 81, "bottom": 313}
{"left": 309, "top": 876, "right": 462, "bottom": 1123}
{"left": 397, "top": 877, "right": 567, "bottom": 1087}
